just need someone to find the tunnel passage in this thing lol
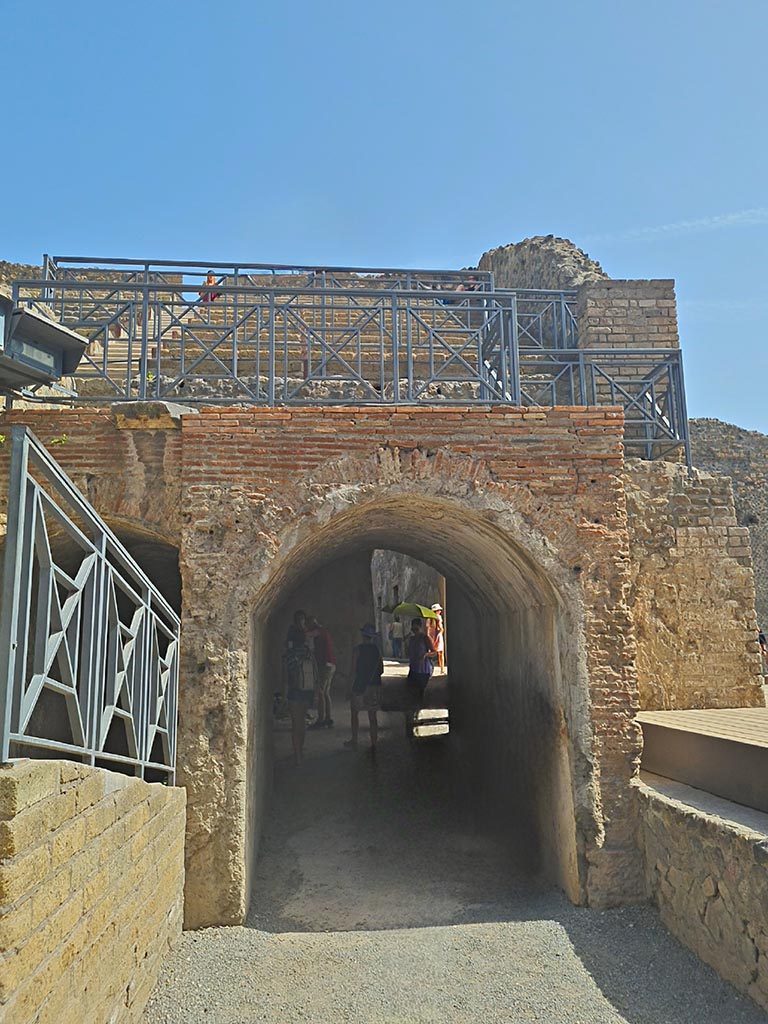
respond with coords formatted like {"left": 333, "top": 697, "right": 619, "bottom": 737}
{"left": 247, "top": 495, "right": 592, "bottom": 913}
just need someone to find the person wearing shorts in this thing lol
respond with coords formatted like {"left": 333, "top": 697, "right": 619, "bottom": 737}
{"left": 345, "top": 623, "right": 384, "bottom": 751}
{"left": 308, "top": 617, "right": 336, "bottom": 729}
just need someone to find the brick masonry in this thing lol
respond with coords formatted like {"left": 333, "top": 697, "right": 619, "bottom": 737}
{"left": 576, "top": 279, "right": 679, "bottom": 351}
{"left": 0, "top": 761, "right": 185, "bottom": 1024}
{"left": 0, "top": 403, "right": 762, "bottom": 932}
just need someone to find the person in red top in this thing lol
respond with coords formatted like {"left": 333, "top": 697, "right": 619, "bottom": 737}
{"left": 198, "top": 271, "right": 221, "bottom": 305}
{"left": 308, "top": 617, "right": 336, "bottom": 729}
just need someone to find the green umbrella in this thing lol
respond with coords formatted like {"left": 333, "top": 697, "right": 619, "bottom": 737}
{"left": 391, "top": 602, "right": 439, "bottom": 620}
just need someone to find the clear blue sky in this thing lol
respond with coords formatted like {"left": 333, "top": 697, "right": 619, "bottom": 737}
{"left": 2, "top": 0, "right": 766, "bottom": 430}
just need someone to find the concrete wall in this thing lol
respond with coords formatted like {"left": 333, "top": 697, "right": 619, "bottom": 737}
{"left": 637, "top": 774, "right": 768, "bottom": 1012}
{"left": 624, "top": 459, "right": 763, "bottom": 709}
{"left": 0, "top": 760, "right": 185, "bottom": 1024}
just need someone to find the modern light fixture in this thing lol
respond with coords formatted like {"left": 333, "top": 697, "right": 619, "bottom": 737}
{"left": 0, "top": 294, "right": 87, "bottom": 392}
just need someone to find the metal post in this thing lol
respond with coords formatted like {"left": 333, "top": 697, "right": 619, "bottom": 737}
{"left": 138, "top": 265, "right": 150, "bottom": 400}
{"left": 0, "top": 428, "right": 30, "bottom": 761}
{"left": 674, "top": 351, "right": 692, "bottom": 472}
{"left": 405, "top": 296, "right": 415, "bottom": 401}
{"left": 268, "top": 293, "right": 276, "bottom": 406}
{"left": 87, "top": 532, "right": 109, "bottom": 768}
{"left": 232, "top": 269, "right": 239, "bottom": 382}
{"left": 391, "top": 293, "right": 400, "bottom": 402}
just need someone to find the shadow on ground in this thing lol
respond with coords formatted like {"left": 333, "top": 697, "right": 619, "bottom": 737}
{"left": 239, "top": 700, "right": 767, "bottom": 1024}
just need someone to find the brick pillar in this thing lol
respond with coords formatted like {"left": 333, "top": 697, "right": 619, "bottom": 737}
{"left": 576, "top": 279, "right": 679, "bottom": 350}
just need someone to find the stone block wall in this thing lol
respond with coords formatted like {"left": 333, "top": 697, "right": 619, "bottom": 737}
{"left": 1, "top": 403, "right": 764, "bottom": 928}
{"left": 637, "top": 774, "right": 768, "bottom": 1012}
{"left": 370, "top": 550, "right": 444, "bottom": 653}
{"left": 690, "top": 418, "right": 768, "bottom": 629}
{"left": 576, "top": 279, "right": 679, "bottom": 351}
{"left": 624, "top": 459, "right": 763, "bottom": 709}
{"left": 0, "top": 760, "right": 186, "bottom": 1024}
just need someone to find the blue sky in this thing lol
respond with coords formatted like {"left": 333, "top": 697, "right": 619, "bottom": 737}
{"left": 2, "top": 0, "right": 766, "bottom": 430}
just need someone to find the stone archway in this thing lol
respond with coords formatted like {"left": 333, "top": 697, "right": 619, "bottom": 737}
{"left": 178, "top": 446, "right": 643, "bottom": 928}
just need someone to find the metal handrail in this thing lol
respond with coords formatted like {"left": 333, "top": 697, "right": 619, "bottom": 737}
{"left": 10, "top": 274, "right": 688, "bottom": 464}
{"left": 44, "top": 254, "right": 494, "bottom": 291}
{"left": 0, "top": 427, "right": 180, "bottom": 780}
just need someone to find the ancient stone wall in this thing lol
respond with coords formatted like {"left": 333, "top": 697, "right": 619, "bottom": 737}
{"left": 476, "top": 236, "right": 608, "bottom": 290}
{"left": 690, "top": 418, "right": 768, "bottom": 630}
{"left": 0, "top": 262, "right": 42, "bottom": 286}
{"left": 176, "top": 405, "right": 642, "bottom": 923}
{"left": 0, "top": 403, "right": 762, "bottom": 929}
{"left": 0, "top": 761, "right": 185, "bottom": 1024}
{"left": 637, "top": 774, "right": 768, "bottom": 1012}
{"left": 370, "top": 550, "right": 443, "bottom": 653}
{"left": 624, "top": 459, "right": 763, "bottom": 709}
{"left": 0, "top": 405, "right": 186, "bottom": 548}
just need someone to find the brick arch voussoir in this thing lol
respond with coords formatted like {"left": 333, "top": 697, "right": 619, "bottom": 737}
{"left": 222, "top": 445, "right": 589, "bottom": 613}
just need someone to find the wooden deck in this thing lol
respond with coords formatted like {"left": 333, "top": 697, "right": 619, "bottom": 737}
{"left": 637, "top": 708, "right": 768, "bottom": 814}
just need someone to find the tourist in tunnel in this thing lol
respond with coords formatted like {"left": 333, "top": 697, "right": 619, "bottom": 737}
{"left": 284, "top": 610, "right": 316, "bottom": 765}
{"left": 406, "top": 617, "right": 436, "bottom": 702}
{"left": 428, "top": 604, "right": 445, "bottom": 674}
{"left": 388, "top": 615, "right": 404, "bottom": 659}
{"left": 344, "top": 623, "right": 384, "bottom": 751}
{"left": 307, "top": 616, "right": 336, "bottom": 729}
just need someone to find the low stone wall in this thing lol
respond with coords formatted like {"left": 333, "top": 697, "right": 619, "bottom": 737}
{"left": 637, "top": 774, "right": 768, "bottom": 1012}
{"left": 0, "top": 760, "right": 185, "bottom": 1024}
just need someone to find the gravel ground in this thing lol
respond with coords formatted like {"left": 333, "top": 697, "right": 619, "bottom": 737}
{"left": 145, "top": 698, "right": 767, "bottom": 1024}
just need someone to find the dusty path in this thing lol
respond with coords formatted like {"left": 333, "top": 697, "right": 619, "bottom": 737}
{"left": 145, "top": 697, "right": 766, "bottom": 1023}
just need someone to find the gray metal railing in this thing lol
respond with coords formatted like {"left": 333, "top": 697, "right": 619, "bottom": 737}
{"left": 12, "top": 277, "right": 578, "bottom": 397}
{"left": 43, "top": 254, "right": 494, "bottom": 293}
{"left": 0, "top": 427, "right": 180, "bottom": 781}
{"left": 11, "top": 257, "right": 688, "bottom": 464}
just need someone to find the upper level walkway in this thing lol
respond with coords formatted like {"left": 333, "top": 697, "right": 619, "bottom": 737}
{"left": 9, "top": 254, "right": 690, "bottom": 464}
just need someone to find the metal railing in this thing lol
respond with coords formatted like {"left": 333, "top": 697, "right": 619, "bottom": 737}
{"left": 0, "top": 427, "right": 180, "bottom": 781}
{"left": 517, "top": 348, "right": 690, "bottom": 463}
{"left": 42, "top": 254, "right": 494, "bottom": 294}
{"left": 11, "top": 258, "right": 688, "bottom": 464}
{"left": 13, "top": 277, "right": 578, "bottom": 396}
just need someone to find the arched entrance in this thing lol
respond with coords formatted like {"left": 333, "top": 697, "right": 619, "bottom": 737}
{"left": 177, "top": 447, "right": 643, "bottom": 928}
